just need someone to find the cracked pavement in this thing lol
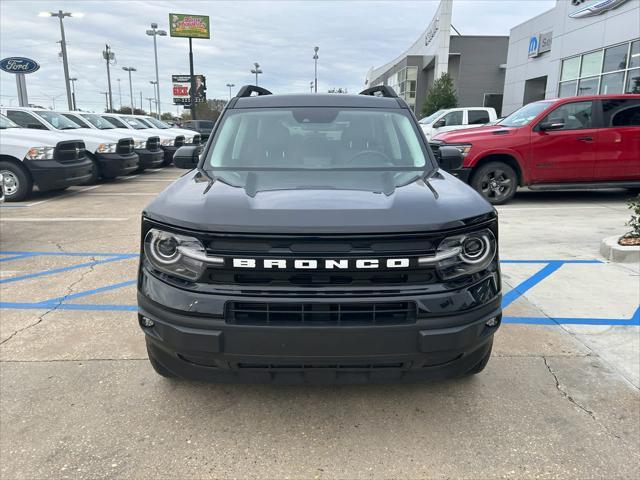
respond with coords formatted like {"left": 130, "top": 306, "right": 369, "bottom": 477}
{"left": 1, "top": 169, "right": 639, "bottom": 479}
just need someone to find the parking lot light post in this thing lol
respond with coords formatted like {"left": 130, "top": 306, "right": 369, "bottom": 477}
{"left": 310, "top": 81, "right": 313, "bottom": 93}
{"left": 116, "top": 78, "right": 122, "bottom": 109}
{"left": 122, "top": 66, "right": 136, "bottom": 114}
{"left": 313, "top": 46, "right": 319, "bottom": 93}
{"left": 150, "top": 80, "right": 158, "bottom": 118}
{"left": 146, "top": 97, "right": 154, "bottom": 115}
{"left": 146, "top": 23, "right": 166, "bottom": 119}
{"left": 226, "top": 83, "right": 235, "bottom": 100}
{"left": 69, "top": 77, "right": 78, "bottom": 110}
{"left": 251, "top": 63, "right": 262, "bottom": 86}
{"left": 100, "top": 91, "right": 108, "bottom": 112}
{"left": 39, "top": 10, "right": 83, "bottom": 110}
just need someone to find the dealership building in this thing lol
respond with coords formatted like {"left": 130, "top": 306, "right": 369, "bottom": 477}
{"left": 365, "top": 0, "right": 640, "bottom": 117}
{"left": 502, "top": 0, "right": 640, "bottom": 114}
{"left": 364, "top": 0, "right": 509, "bottom": 117}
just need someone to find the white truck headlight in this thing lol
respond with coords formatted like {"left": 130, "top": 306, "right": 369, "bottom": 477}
{"left": 184, "top": 136, "right": 194, "bottom": 144}
{"left": 418, "top": 229, "right": 496, "bottom": 280}
{"left": 25, "top": 146, "right": 55, "bottom": 160}
{"left": 144, "top": 228, "right": 223, "bottom": 282}
{"left": 97, "top": 143, "right": 117, "bottom": 153}
{"left": 134, "top": 140, "right": 146, "bottom": 149}
{"left": 161, "top": 139, "right": 174, "bottom": 146}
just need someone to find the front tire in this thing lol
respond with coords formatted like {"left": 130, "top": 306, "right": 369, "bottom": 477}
{"left": 471, "top": 162, "right": 518, "bottom": 205}
{"left": 0, "top": 161, "right": 33, "bottom": 202}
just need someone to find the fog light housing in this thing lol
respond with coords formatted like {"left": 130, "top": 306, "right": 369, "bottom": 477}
{"left": 485, "top": 317, "right": 498, "bottom": 327}
{"left": 141, "top": 316, "right": 155, "bottom": 328}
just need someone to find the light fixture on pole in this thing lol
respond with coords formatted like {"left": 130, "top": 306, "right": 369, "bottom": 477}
{"left": 39, "top": 10, "right": 83, "bottom": 110}
{"left": 226, "top": 83, "right": 235, "bottom": 100}
{"left": 313, "top": 46, "right": 319, "bottom": 93}
{"left": 150, "top": 80, "right": 158, "bottom": 118}
{"left": 251, "top": 63, "right": 262, "bottom": 86}
{"left": 122, "top": 66, "right": 136, "bottom": 114}
{"left": 146, "top": 23, "right": 166, "bottom": 118}
{"left": 69, "top": 77, "right": 78, "bottom": 110}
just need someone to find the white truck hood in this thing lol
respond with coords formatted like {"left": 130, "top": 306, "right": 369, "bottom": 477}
{"left": 0, "top": 127, "right": 81, "bottom": 146}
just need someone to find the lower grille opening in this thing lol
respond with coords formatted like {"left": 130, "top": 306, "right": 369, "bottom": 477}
{"left": 226, "top": 301, "right": 417, "bottom": 326}
{"left": 237, "top": 363, "right": 404, "bottom": 370}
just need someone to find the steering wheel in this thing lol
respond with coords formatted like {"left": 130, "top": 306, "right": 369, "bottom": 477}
{"left": 348, "top": 150, "right": 391, "bottom": 165}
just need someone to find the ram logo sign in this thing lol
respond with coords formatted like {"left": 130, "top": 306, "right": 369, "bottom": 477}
{"left": 569, "top": 0, "right": 630, "bottom": 18}
{"left": 528, "top": 32, "right": 553, "bottom": 58}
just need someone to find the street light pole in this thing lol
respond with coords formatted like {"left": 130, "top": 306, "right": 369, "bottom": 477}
{"left": 40, "top": 10, "right": 83, "bottom": 110}
{"left": 251, "top": 63, "right": 262, "bottom": 86}
{"left": 146, "top": 23, "right": 167, "bottom": 118}
{"left": 146, "top": 97, "right": 154, "bottom": 115}
{"left": 313, "top": 46, "right": 319, "bottom": 94}
{"left": 100, "top": 91, "right": 108, "bottom": 112}
{"left": 226, "top": 83, "right": 235, "bottom": 100}
{"left": 150, "top": 80, "right": 158, "bottom": 118}
{"left": 310, "top": 81, "right": 313, "bottom": 93}
{"left": 117, "top": 78, "right": 122, "bottom": 109}
{"left": 102, "top": 44, "right": 114, "bottom": 111}
{"left": 69, "top": 77, "right": 78, "bottom": 109}
{"left": 122, "top": 66, "right": 136, "bottom": 114}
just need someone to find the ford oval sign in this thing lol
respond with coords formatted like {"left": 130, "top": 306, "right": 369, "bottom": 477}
{"left": 0, "top": 57, "right": 40, "bottom": 75}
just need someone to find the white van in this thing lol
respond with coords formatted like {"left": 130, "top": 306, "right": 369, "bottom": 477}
{"left": 418, "top": 107, "right": 497, "bottom": 141}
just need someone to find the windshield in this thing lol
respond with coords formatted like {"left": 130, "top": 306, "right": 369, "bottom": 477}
{"left": 123, "top": 117, "right": 149, "bottom": 129}
{"left": 61, "top": 114, "right": 92, "bottom": 128}
{"left": 35, "top": 110, "right": 82, "bottom": 130}
{"left": 0, "top": 114, "right": 19, "bottom": 129}
{"left": 102, "top": 115, "right": 128, "bottom": 128}
{"left": 144, "top": 117, "right": 170, "bottom": 129}
{"left": 499, "top": 101, "right": 554, "bottom": 127}
{"left": 80, "top": 113, "right": 116, "bottom": 130}
{"left": 419, "top": 110, "right": 444, "bottom": 124}
{"left": 204, "top": 107, "right": 431, "bottom": 193}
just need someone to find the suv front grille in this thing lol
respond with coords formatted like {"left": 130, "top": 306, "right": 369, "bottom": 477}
{"left": 174, "top": 136, "right": 185, "bottom": 147}
{"left": 146, "top": 136, "right": 160, "bottom": 151}
{"left": 429, "top": 142, "right": 442, "bottom": 162}
{"left": 117, "top": 138, "right": 134, "bottom": 155}
{"left": 226, "top": 301, "right": 417, "bottom": 326}
{"left": 192, "top": 134, "right": 201, "bottom": 145}
{"left": 54, "top": 140, "right": 86, "bottom": 164}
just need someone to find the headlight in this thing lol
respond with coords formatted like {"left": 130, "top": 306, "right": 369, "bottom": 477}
{"left": 161, "top": 139, "right": 174, "bottom": 146}
{"left": 184, "top": 136, "right": 194, "bottom": 144}
{"left": 418, "top": 229, "right": 496, "bottom": 280}
{"left": 97, "top": 143, "right": 117, "bottom": 153}
{"left": 447, "top": 144, "right": 472, "bottom": 157}
{"left": 144, "top": 228, "right": 223, "bottom": 281}
{"left": 25, "top": 146, "right": 55, "bottom": 160}
{"left": 134, "top": 140, "right": 146, "bottom": 149}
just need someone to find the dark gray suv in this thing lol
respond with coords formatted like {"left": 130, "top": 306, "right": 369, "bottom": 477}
{"left": 137, "top": 85, "right": 501, "bottom": 383}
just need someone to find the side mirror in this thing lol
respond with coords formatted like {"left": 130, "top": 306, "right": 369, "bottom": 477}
{"left": 539, "top": 121, "right": 565, "bottom": 131}
{"left": 438, "top": 146, "right": 464, "bottom": 171}
{"left": 27, "top": 123, "right": 47, "bottom": 130}
{"left": 172, "top": 145, "right": 200, "bottom": 169}
{"left": 433, "top": 119, "right": 446, "bottom": 128}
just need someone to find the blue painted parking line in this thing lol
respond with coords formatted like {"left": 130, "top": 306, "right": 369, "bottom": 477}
{"left": 1, "top": 251, "right": 638, "bottom": 327}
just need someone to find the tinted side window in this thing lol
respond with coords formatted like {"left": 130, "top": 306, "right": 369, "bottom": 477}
{"left": 602, "top": 99, "right": 640, "bottom": 127}
{"left": 540, "top": 101, "right": 593, "bottom": 130}
{"left": 201, "top": 121, "right": 215, "bottom": 128}
{"left": 468, "top": 110, "right": 490, "bottom": 125}
{"left": 6, "top": 110, "right": 44, "bottom": 128}
{"left": 441, "top": 111, "right": 463, "bottom": 126}
{"left": 62, "top": 113, "right": 90, "bottom": 128}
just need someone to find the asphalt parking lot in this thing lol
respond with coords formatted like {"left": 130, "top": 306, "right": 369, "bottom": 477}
{"left": 1, "top": 169, "right": 639, "bottom": 479}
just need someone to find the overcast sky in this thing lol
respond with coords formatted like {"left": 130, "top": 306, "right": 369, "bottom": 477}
{"left": 0, "top": 0, "right": 555, "bottom": 114}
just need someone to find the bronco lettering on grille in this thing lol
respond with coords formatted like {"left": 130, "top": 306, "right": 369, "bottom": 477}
{"left": 232, "top": 258, "right": 411, "bottom": 269}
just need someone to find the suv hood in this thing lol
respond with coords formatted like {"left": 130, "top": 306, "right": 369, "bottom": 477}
{"left": 433, "top": 125, "right": 514, "bottom": 143}
{"left": 144, "top": 170, "right": 495, "bottom": 234}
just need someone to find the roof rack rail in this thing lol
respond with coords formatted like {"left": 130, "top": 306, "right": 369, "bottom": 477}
{"left": 235, "top": 85, "right": 273, "bottom": 98}
{"left": 359, "top": 85, "right": 398, "bottom": 98}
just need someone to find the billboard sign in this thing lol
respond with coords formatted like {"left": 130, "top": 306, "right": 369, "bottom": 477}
{"left": 169, "top": 13, "right": 210, "bottom": 39}
{"left": 172, "top": 75, "right": 207, "bottom": 105}
{"left": 0, "top": 57, "right": 40, "bottom": 74}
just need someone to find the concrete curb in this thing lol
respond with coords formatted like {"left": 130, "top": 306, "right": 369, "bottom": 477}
{"left": 600, "top": 235, "right": 640, "bottom": 263}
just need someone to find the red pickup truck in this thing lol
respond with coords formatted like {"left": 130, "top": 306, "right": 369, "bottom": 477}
{"left": 431, "top": 94, "right": 640, "bottom": 204}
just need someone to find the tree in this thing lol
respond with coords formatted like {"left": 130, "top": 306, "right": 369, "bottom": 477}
{"left": 111, "top": 106, "right": 147, "bottom": 115}
{"left": 421, "top": 73, "right": 457, "bottom": 117}
{"left": 160, "top": 112, "right": 174, "bottom": 121}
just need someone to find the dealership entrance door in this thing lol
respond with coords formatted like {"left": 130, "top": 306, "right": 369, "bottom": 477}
{"left": 523, "top": 76, "right": 547, "bottom": 105}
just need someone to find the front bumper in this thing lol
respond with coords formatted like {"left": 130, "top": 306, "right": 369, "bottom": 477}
{"left": 95, "top": 152, "right": 139, "bottom": 177}
{"left": 138, "top": 268, "right": 502, "bottom": 383}
{"left": 136, "top": 149, "right": 164, "bottom": 169}
{"left": 24, "top": 158, "right": 94, "bottom": 191}
{"left": 448, "top": 167, "right": 473, "bottom": 184}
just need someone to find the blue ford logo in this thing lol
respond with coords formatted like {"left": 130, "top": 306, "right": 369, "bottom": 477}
{"left": 0, "top": 57, "right": 40, "bottom": 74}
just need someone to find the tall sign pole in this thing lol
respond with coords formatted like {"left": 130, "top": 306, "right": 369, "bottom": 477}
{"left": 0, "top": 57, "right": 40, "bottom": 107}
{"left": 188, "top": 37, "right": 196, "bottom": 119}
{"left": 16, "top": 74, "right": 29, "bottom": 106}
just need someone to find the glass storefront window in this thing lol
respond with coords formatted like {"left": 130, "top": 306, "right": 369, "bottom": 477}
{"left": 577, "top": 77, "right": 599, "bottom": 96}
{"left": 603, "top": 44, "right": 628, "bottom": 72}
{"left": 600, "top": 72, "right": 625, "bottom": 94}
{"left": 558, "top": 80, "right": 577, "bottom": 97}
{"left": 626, "top": 69, "right": 640, "bottom": 94}
{"left": 561, "top": 57, "right": 581, "bottom": 81}
{"left": 580, "top": 51, "right": 603, "bottom": 77}
{"left": 407, "top": 67, "right": 417, "bottom": 81}
{"left": 630, "top": 41, "right": 640, "bottom": 69}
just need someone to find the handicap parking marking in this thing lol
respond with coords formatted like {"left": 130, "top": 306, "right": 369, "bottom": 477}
{"left": 0, "top": 251, "right": 637, "bottom": 327}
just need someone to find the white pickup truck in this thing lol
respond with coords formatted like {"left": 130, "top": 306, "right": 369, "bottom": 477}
{"left": 59, "top": 111, "right": 164, "bottom": 173}
{"left": 0, "top": 113, "right": 93, "bottom": 201}
{"left": 418, "top": 107, "right": 498, "bottom": 141}
{"left": 1, "top": 107, "right": 139, "bottom": 182}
